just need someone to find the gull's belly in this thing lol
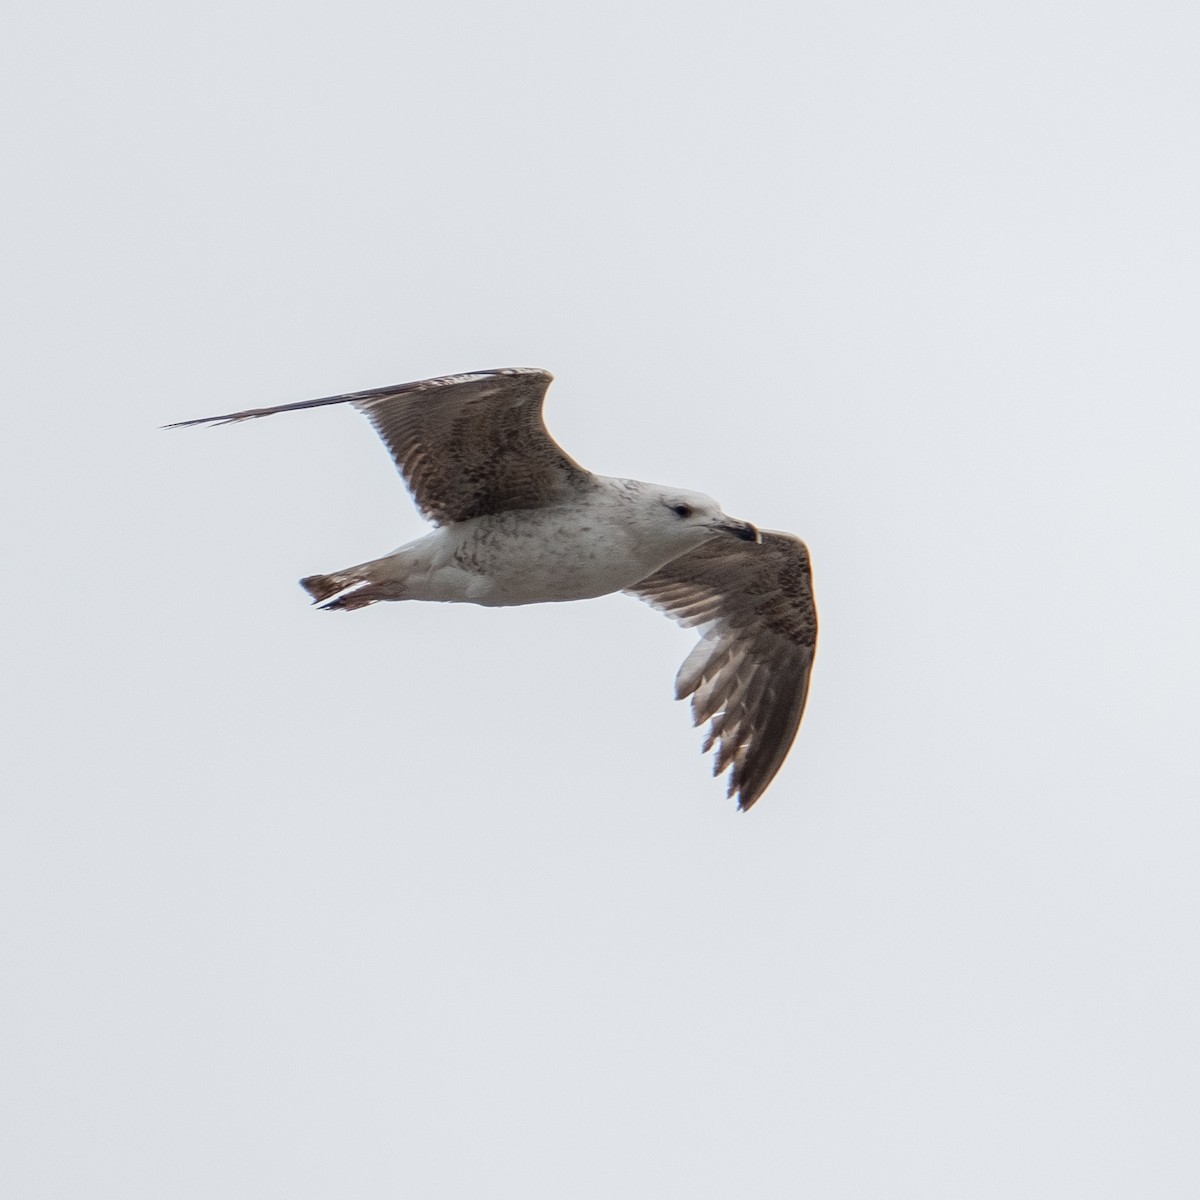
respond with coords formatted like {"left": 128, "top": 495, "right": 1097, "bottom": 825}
{"left": 449, "top": 509, "right": 664, "bottom": 606}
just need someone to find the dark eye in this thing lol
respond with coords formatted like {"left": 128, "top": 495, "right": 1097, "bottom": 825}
{"left": 671, "top": 504, "right": 693, "bottom": 518}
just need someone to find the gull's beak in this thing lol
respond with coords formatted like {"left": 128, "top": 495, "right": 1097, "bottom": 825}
{"left": 715, "top": 518, "right": 761, "bottom": 544}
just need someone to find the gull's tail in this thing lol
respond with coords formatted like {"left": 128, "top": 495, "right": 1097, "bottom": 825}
{"left": 299, "top": 573, "right": 346, "bottom": 604}
{"left": 300, "top": 569, "right": 398, "bottom": 612}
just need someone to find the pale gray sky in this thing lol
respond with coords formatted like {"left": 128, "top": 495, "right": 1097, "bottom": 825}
{"left": 3, "top": 1, "right": 1198, "bottom": 1196}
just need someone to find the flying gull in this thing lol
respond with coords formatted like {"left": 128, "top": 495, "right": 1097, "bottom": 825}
{"left": 171, "top": 368, "right": 817, "bottom": 809}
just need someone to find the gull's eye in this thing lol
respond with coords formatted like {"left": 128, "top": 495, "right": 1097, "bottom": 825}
{"left": 670, "top": 504, "right": 693, "bottom": 518}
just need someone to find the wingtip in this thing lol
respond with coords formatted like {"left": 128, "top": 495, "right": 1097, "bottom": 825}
{"left": 162, "top": 416, "right": 240, "bottom": 430}
{"left": 729, "top": 768, "right": 766, "bottom": 811}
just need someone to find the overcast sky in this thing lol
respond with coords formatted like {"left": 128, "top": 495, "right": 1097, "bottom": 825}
{"left": 4, "top": 2, "right": 1198, "bottom": 1196}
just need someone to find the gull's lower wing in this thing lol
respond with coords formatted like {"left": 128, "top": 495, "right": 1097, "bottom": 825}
{"left": 626, "top": 531, "right": 817, "bottom": 810}
{"left": 168, "top": 367, "right": 595, "bottom": 524}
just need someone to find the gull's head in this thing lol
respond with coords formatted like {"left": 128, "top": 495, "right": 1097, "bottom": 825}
{"left": 654, "top": 487, "right": 761, "bottom": 546}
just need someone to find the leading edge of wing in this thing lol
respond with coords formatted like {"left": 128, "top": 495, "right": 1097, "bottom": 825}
{"left": 164, "top": 367, "right": 554, "bottom": 429}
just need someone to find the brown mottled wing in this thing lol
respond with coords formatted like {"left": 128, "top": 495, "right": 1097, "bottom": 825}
{"left": 626, "top": 532, "right": 817, "bottom": 810}
{"left": 168, "top": 368, "right": 594, "bottom": 524}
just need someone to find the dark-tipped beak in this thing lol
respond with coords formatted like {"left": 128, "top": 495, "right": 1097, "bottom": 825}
{"left": 721, "top": 520, "right": 761, "bottom": 544}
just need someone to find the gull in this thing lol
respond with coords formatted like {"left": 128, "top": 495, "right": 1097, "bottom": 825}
{"left": 171, "top": 368, "right": 817, "bottom": 809}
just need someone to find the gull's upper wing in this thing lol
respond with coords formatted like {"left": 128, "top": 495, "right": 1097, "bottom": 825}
{"left": 168, "top": 367, "right": 594, "bottom": 524}
{"left": 626, "top": 532, "right": 817, "bottom": 810}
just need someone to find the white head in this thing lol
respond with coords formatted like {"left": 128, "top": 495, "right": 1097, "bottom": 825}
{"left": 640, "top": 484, "right": 761, "bottom": 551}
